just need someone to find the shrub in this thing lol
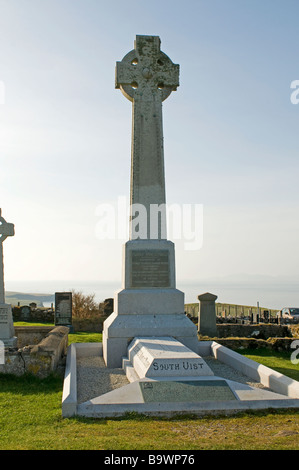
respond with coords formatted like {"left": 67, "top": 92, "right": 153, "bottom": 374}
{"left": 71, "top": 290, "right": 99, "bottom": 319}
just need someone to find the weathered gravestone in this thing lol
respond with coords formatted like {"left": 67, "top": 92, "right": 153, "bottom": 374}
{"left": 55, "top": 292, "right": 73, "bottom": 330}
{"left": 198, "top": 292, "right": 218, "bottom": 337}
{"left": 0, "top": 209, "right": 17, "bottom": 347}
{"left": 103, "top": 36, "right": 199, "bottom": 367}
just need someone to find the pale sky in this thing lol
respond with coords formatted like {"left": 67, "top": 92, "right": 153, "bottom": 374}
{"left": 0, "top": 0, "right": 299, "bottom": 287}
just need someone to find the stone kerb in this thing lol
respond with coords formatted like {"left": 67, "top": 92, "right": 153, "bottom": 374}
{"left": 62, "top": 343, "right": 77, "bottom": 417}
{"left": 127, "top": 337, "right": 214, "bottom": 379}
{"left": 211, "top": 341, "right": 299, "bottom": 399}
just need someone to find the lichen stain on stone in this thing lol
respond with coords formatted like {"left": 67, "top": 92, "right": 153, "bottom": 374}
{"left": 28, "top": 364, "right": 41, "bottom": 374}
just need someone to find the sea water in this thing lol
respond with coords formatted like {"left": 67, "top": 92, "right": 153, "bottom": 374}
{"left": 5, "top": 278, "right": 299, "bottom": 310}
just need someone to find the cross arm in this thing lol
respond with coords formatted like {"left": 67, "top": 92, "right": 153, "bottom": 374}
{"left": 0, "top": 223, "right": 15, "bottom": 238}
{"left": 155, "top": 62, "right": 180, "bottom": 90}
{"left": 0, "top": 209, "right": 15, "bottom": 241}
{"left": 115, "top": 58, "right": 139, "bottom": 89}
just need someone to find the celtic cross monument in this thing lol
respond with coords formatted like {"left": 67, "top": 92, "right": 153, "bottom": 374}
{"left": 0, "top": 209, "right": 17, "bottom": 347}
{"left": 116, "top": 34, "right": 179, "bottom": 239}
{"left": 103, "top": 36, "right": 198, "bottom": 367}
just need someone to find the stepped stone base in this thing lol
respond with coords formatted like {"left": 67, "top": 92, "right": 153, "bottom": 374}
{"left": 103, "top": 311, "right": 199, "bottom": 368}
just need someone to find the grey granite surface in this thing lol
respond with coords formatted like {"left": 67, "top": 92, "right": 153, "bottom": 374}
{"left": 76, "top": 355, "right": 269, "bottom": 404}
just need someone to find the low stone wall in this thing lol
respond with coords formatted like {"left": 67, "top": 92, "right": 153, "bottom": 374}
{"left": 12, "top": 306, "right": 55, "bottom": 323}
{"left": 197, "top": 323, "right": 298, "bottom": 352}
{"left": 72, "top": 316, "right": 105, "bottom": 333}
{"left": 215, "top": 323, "right": 291, "bottom": 339}
{"left": 210, "top": 337, "right": 296, "bottom": 352}
{"left": 15, "top": 326, "right": 54, "bottom": 348}
{"left": 289, "top": 325, "right": 299, "bottom": 337}
{"left": 0, "top": 326, "right": 69, "bottom": 378}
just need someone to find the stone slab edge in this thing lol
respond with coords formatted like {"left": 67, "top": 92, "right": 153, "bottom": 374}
{"left": 62, "top": 343, "right": 77, "bottom": 417}
{"left": 62, "top": 342, "right": 103, "bottom": 417}
{"left": 77, "top": 398, "right": 299, "bottom": 419}
{"left": 210, "top": 341, "right": 299, "bottom": 399}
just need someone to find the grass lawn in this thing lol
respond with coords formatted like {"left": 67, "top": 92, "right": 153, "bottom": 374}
{"left": 68, "top": 331, "right": 102, "bottom": 344}
{"left": 0, "top": 331, "right": 299, "bottom": 450}
{"left": 235, "top": 348, "right": 299, "bottom": 382}
{"left": 14, "top": 321, "right": 55, "bottom": 327}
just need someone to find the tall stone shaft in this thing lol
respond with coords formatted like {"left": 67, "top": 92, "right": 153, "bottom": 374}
{"left": 116, "top": 35, "right": 179, "bottom": 239}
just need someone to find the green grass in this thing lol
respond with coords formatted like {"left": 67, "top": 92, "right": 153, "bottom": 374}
{"left": 14, "top": 322, "right": 102, "bottom": 344}
{"left": 236, "top": 348, "right": 299, "bottom": 381}
{"left": 1, "top": 333, "right": 299, "bottom": 450}
{"left": 14, "top": 321, "right": 54, "bottom": 327}
{"left": 68, "top": 331, "right": 102, "bottom": 344}
{"left": 14, "top": 322, "right": 102, "bottom": 342}
{"left": 0, "top": 372, "right": 298, "bottom": 450}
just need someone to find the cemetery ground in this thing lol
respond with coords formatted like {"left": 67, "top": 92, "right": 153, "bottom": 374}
{"left": 0, "top": 328, "right": 299, "bottom": 450}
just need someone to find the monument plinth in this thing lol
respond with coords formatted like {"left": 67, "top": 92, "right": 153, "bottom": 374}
{"left": 103, "top": 36, "right": 199, "bottom": 367}
{"left": 0, "top": 209, "right": 17, "bottom": 348}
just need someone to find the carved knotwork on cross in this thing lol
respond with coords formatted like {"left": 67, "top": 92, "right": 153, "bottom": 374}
{"left": 116, "top": 35, "right": 179, "bottom": 102}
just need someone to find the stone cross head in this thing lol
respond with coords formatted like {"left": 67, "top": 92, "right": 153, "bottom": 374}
{"left": 0, "top": 209, "right": 15, "bottom": 243}
{"left": 116, "top": 35, "right": 179, "bottom": 102}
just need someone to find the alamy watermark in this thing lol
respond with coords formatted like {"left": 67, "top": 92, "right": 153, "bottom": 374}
{"left": 95, "top": 197, "right": 203, "bottom": 251}
{"left": 290, "top": 340, "right": 299, "bottom": 365}
{"left": 290, "top": 80, "right": 299, "bottom": 104}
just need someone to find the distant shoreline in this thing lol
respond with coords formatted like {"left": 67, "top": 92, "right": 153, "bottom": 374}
{"left": 5, "top": 291, "right": 55, "bottom": 308}
{"left": 5, "top": 278, "right": 299, "bottom": 310}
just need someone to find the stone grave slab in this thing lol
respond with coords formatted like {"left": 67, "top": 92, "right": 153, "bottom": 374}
{"left": 126, "top": 336, "right": 214, "bottom": 379}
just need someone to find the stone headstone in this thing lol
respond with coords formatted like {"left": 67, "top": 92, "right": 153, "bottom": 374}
{"left": 0, "top": 209, "right": 17, "bottom": 347}
{"left": 103, "top": 36, "right": 199, "bottom": 367}
{"left": 55, "top": 292, "right": 72, "bottom": 328}
{"left": 0, "top": 304, "right": 16, "bottom": 347}
{"left": 198, "top": 292, "right": 218, "bottom": 337}
{"left": 21, "top": 305, "right": 30, "bottom": 320}
{"left": 102, "top": 298, "right": 114, "bottom": 316}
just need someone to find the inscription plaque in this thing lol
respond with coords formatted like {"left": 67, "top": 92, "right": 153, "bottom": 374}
{"left": 0, "top": 306, "right": 8, "bottom": 324}
{"left": 131, "top": 250, "right": 170, "bottom": 288}
{"left": 140, "top": 380, "right": 237, "bottom": 403}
